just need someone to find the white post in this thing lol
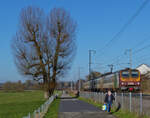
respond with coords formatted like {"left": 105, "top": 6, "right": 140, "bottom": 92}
{"left": 115, "top": 92, "right": 117, "bottom": 107}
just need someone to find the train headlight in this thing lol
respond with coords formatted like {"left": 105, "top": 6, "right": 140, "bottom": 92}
{"left": 121, "top": 82, "right": 124, "bottom": 85}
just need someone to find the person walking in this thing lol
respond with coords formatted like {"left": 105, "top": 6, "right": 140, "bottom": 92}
{"left": 104, "top": 90, "right": 115, "bottom": 112}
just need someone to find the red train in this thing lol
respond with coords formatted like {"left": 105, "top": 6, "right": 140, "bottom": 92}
{"left": 83, "top": 68, "right": 140, "bottom": 92}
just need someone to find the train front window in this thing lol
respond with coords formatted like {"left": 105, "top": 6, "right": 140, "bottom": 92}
{"left": 131, "top": 71, "right": 139, "bottom": 78}
{"left": 122, "top": 71, "right": 129, "bottom": 78}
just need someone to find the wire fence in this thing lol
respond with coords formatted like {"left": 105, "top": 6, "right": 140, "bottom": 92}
{"left": 22, "top": 94, "right": 57, "bottom": 118}
{"left": 80, "top": 92, "right": 150, "bottom": 117}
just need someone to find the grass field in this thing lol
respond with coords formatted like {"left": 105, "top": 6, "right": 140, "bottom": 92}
{"left": 0, "top": 91, "right": 45, "bottom": 118}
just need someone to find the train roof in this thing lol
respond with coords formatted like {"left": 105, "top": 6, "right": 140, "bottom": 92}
{"left": 87, "top": 68, "right": 139, "bottom": 82}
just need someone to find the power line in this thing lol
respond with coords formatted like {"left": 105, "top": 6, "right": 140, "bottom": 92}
{"left": 103, "top": 0, "right": 149, "bottom": 50}
{"left": 132, "top": 36, "right": 150, "bottom": 50}
{"left": 133, "top": 43, "right": 150, "bottom": 55}
{"left": 97, "top": 0, "right": 149, "bottom": 57}
{"left": 94, "top": 0, "right": 150, "bottom": 72}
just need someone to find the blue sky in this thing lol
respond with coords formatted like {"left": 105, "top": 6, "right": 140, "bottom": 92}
{"left": 0, "top": 0, "right": 150, "bottom": 82}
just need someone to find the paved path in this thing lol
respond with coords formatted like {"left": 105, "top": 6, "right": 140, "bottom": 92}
{"left": 58, "top": 93, "right": 116, "bottom": 118}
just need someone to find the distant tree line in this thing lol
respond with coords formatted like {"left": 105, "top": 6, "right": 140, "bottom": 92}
{"left": 2, "top": 80, "right": 41, "bottom": 92}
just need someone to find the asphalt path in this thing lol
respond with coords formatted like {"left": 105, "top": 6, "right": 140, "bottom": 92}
{"left": 58, "top": 93, "right": 116, "bottom": 118}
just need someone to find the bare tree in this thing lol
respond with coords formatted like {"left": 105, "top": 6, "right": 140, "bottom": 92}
{"left": 12, "top": 6, "right": 76, "bottom": 98}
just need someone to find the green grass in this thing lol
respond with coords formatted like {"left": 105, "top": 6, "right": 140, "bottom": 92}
{"left": 78, "top": 97, "right": 149, "bottom": 118}
{"left": 113, "top": 110, "right": 148, "bottom": 118}
{"left": 0, "top": 91, "right": 45, "bottom": 118}
{"left": 44, "top": 91, "right": 62, "bottom": 118}
{"left": 54, "top": 90, "right": 62, "bottom": 95}
{"left": 44, "top": 99, "right": 60, "bottom": 118}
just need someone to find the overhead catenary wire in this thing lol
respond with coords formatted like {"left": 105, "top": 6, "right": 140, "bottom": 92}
{"left": 99, "top": 0, "right": 150, "bottom": 53}
{"left": 133, "top": 43, "right": 150, "bottom": 55}
{"left": 94, "top": 0, "right": 150, "bottom": 73}
{"left": 95, "top": 0, "right": 150, "bottom": 64}
{"left": 132, "top": 36, "right": 150, "bottom": 50}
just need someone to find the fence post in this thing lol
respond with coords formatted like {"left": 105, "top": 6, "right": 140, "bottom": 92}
{"left": 115, "top": 92, "right": 117, "bottom": 107}
{"left": 95, "top": 92, "right": 97, "bottom": 101}
{"left": 28, "top": 113, "right": 30, "bottom": 118}
{"left": 95, "top": 92, "right": 97, "bottom": 102}
{"left": 38, "top": 108, "right": 41, "bottom": 118}
{"left": 129, "top": 92, "right": 132, "bottom": 112}
{"left": 98, "top": 92, "right": 100, "bottom": 103}
{"left": 101, "top": 93, "right": 102, "bottom": 103}
{"left": 121, "top": 93, "right": 123, "bottom": 109}
{"left": 140, "top": 92, "right": 142, "bottom": 115}
{"left": 33, "top": 110, "right": 36, "bottom": 118}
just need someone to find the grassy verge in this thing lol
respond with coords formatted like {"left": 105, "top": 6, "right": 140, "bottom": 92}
{"left": 44, "top": 91, "right": 62, "bottom": 118}
{"left": 113, "top": 110, "right": 148, "bottom": 118}
{"left": 0, "top": 91, "right": 45, "bottom": 118}
{"left": 44, "top": 99, "right": 60, "bottom": 118}
{"left": 69, "top": 92, "right": 76, "bottom": 97}
{"left": 78, "top": 96, "right": 149, "bottom": 118}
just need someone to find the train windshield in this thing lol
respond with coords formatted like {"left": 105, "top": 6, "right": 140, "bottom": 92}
{"left": 131, "top": 71, "right": 139, "bottom": 78}
{"left": 122, "top": 71, "right": 129, "bottom": 78}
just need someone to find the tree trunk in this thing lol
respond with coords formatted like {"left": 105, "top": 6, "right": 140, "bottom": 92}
{"left": 43, "top": 79, "right": 56, "bottom": 99}
{"left": 43, "top": 80, "right": 50, "bottom": 99}
{"left": 44, "top": 90, "right": 50, "bottom": 99}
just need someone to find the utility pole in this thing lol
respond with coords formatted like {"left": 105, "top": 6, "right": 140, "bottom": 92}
{"left": 78, "top": 67, "right": 81, "bottom": 91}
{"left": 108, "top": 64, "right": 114, "bottom": 73}
{"left": 78, "top": 67, "right": 83, "bottom": 91}
{"left": 125, "top": 49, "right": 132, "bottom": 69}
{"left": 71, "top": 81, "right": 73, "bottom": 91}
{"left": 89, "top": 50, "right": 96, "bottom": 91}
{"left": 129, "top": 49, "right": 132, "bottom": 69}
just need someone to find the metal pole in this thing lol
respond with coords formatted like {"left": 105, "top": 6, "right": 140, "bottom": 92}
{"left": 78, "top": 67, "right": 80, "bottom": 91}
{"left": 71, "top": 81, "right": 73, "bottom": 91}
{"left": 115, "top": 92, "right": 117, "bottom": 107}
{"left": 89, "top": 50, "right": 91, "bottom": 81}
{"left": 129, "top": 92, "right": 132, "bottom": 112}
{"left": 140, "top": 93, "right": 143, "bottom": 114}
{"left": 108, "top": 64, "right": 114, "bottom": 73}
{"left": 129, "top": 49, "right": 132, "bottom": 69}
{"left": 89, "top": 50, "right": 92, "bottom": 92}
{"left": 125, "top": 49, "right": 132, "bottom": 69}
{"left": 89, "top": 50, "right": 96, "bottom": 92}
{"left": 99, "top": 92, "right": 100, "bottom": 103}
{"left": 28, "top": 113, "right": 30, "bottom": 118}
{"left": 102, "top": 92, "right": 103, "bottom": 103}
{"left": 122, "top": 93, "right": 124, "bottom": 109}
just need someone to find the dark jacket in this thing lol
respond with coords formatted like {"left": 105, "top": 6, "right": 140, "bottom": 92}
{"left": 104, "top": 94, "right": 115, "bottom": 103}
